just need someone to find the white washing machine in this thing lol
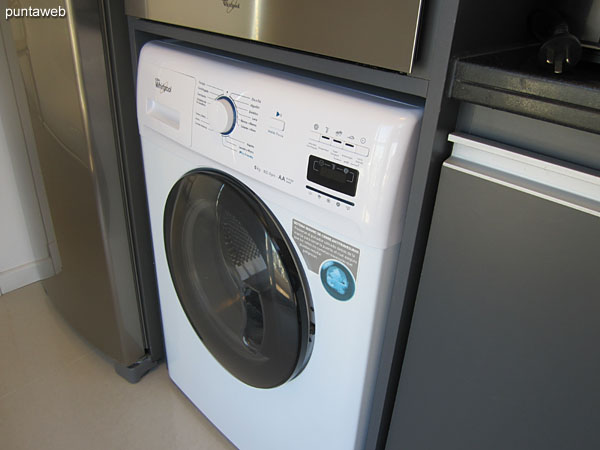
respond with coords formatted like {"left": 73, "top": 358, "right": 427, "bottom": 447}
{"left": 137, "top": 41, "right": 423, "bottom": 450}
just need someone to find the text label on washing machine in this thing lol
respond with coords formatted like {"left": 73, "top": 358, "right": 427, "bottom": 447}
{"left": 292, "top": 219, "right": 360, "bottom": 282}
{"left": 154, "top": 78, "right": 172, "bottom": 93}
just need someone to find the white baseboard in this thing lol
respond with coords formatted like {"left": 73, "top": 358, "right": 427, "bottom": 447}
{"left": 0, "top": 257, "right": 56, "bottom": 295}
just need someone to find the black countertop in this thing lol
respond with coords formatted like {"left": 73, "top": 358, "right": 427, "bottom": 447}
{"left": 451, "top": 45, "right": 600, "bottom": 135}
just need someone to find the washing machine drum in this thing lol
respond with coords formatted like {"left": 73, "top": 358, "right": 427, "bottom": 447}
{"left": 164, "top": 169, "right": 314, "bottom": 388}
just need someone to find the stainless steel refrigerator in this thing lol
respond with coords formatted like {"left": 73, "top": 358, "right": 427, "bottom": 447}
{"left": 1, "top": 0, "right": 163, "bottom": 382}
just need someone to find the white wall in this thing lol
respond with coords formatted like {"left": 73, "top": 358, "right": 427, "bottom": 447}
{"left": 0, "top": 27, "right": 56, "bottom": 294}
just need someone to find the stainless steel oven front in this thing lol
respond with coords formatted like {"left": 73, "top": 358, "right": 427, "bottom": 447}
{"left": 124, "top": 0, "right": 423, "bottom": 73}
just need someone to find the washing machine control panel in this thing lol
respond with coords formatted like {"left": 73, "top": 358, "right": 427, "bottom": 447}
{"left": 138, "top": 42, "right": 423, "bottom": 244}
{"left": 191, "top": 78, "right": 377, "bottom": 212}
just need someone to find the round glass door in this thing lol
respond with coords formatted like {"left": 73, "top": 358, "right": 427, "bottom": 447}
{"left": 164, "top": 170, "right": 314, "bottom": 388}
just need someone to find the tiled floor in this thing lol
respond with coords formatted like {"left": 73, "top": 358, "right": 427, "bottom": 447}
{"left": 0, "top": 282, "right": 236, "bottom": 450}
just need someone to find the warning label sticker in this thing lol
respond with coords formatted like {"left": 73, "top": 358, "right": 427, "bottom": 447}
{"left": 292, "top": 219, "right": 360, "bottom": 279}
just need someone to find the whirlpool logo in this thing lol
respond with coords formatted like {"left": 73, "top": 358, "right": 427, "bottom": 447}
{"left": 222, "top": 0, "right": 240, "bottom": 13}
{"left": 154, "top": 78, "right": 172, "bottom": 94}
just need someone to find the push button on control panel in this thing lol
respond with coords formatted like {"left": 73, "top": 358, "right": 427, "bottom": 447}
{"left": 315, "top": 133, "right": 370, "bottom": 157}
{"left": 269, "top": 117, "right": 285, "bottom": 131}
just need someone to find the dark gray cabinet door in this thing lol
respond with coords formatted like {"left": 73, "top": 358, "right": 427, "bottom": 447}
{"left": 387, "top": 135, "right": 600, "bottom": 450}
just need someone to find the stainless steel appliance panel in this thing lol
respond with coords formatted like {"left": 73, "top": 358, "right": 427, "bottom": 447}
{"left": 3, "top": 0, "right": 160, "bottom": 379}
{"left": 124, "top": 0, "right": 423, "bottom": 73}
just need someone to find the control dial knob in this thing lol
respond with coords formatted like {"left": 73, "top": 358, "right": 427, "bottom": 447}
{"left": 207, "top": 96, "right": 236, "bottom": 135}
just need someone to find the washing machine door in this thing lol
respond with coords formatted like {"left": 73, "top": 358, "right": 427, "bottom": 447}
{"left": 164, "top": 169, "right": 314, "bottom": 388}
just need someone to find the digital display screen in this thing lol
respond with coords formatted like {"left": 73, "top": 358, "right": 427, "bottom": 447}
{"left": 306, "top": 156, "right": 358, "bottom": 197}
{"left": 319, "top": 164, "right": 347, "bottom": 184}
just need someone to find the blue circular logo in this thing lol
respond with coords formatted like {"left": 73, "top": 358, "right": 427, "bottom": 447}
{"left": 319, "top": 260, "right": 355, "bottom": 301}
